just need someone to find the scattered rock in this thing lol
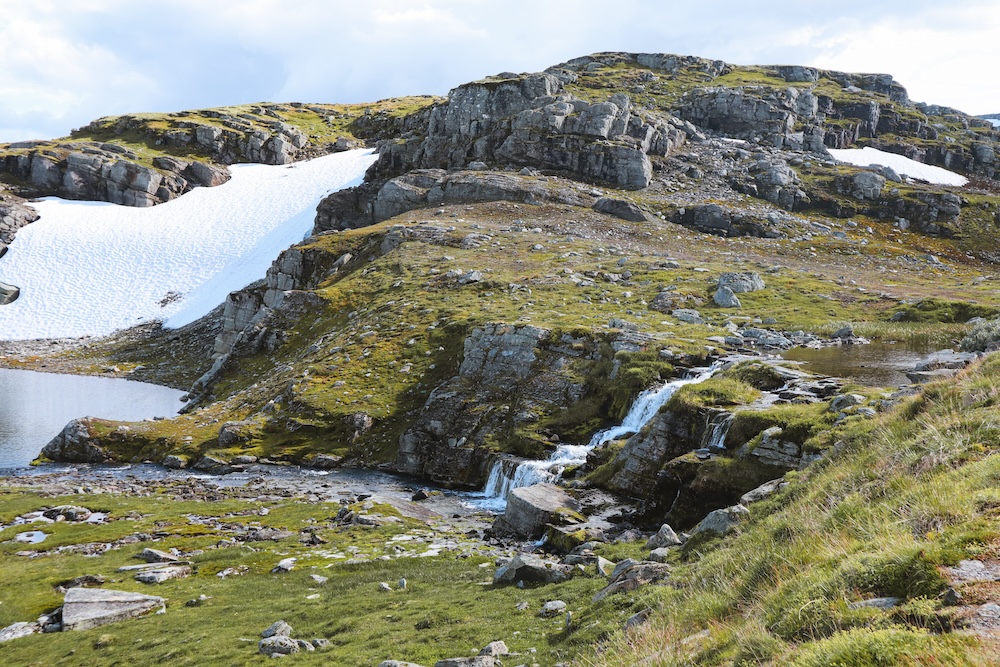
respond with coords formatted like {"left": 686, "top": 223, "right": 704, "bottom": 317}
{"left": 494, "top": 553, "right": 573, "bottom": 585}
{"left": 262, "top": 620, "right": 293, "bottom": 638}
{"left": 479, "top": 640, "right": 509, "bottom": 656}
{"left": 646, "top": 523, "right": 683, "bottom": 549}
{"left": 718, "top": 272, "right": 765, "bottom": 293}
{"left": 593, "top": 561, "right": 671, "bottom": 602}
{"left": 259, "top": 635, "right": 300, "bottom": 657}
{"left": 0, "top": 621, "right": 38, "bottom": 643}
{"left": 540, "top": 600, "right": 567, "bottom": 617}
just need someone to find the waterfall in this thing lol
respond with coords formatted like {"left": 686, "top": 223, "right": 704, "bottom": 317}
{"left": 472, "top": 363, "right": 722, "bottom": 509}
{"left": 703, "top": 412, "right": 735, "bottom": 453}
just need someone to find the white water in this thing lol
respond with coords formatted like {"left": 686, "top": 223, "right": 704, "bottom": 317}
{"left": 473, "top": 364, "right": 721, "bottom": 510}
{"left": 703, "top": 411, "right": 734, "bottom": 452}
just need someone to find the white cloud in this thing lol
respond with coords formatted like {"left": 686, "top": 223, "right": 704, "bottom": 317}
{"left": 2, "top": 0, "right": 1000, "bottom": 142}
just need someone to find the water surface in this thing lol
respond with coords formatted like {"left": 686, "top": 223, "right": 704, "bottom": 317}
{"left": 782, "top": 341, "right": 933, "bottom": 387}
{"left": 0, "top": 368, "right": 185, "bottom": 470}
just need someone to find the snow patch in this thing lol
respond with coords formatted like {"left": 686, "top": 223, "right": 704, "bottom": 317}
{"left": 986, "top": 118, "right": 1000, "bottom": 128}
{"left": 828, "top": 146, "right": 968, "bottom": 187}
{"left": 0, "top": 149, "right": 377, "bottom": 340}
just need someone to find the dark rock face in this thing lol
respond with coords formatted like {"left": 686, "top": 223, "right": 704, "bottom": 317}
{"left": 396, "top": 324, "right": 604, "bottom": 487}
{"left": 41, "top": 418, "right": 110, "bottom": 463}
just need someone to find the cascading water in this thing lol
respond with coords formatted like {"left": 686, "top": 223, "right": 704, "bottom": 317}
{"left": 704, "top": 412, "right": 735, "bottom": 453}
{"left": 472, "top": 363, "right": 722, "bottom": 509}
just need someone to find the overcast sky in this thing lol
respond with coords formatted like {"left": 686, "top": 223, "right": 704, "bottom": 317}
{"left": 2, "top": 0, "right": 999, "bottom": 143}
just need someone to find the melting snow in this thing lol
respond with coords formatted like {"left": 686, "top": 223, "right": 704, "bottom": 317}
{"left": 0, "top": 149, "right": 377, "bottom": 340}
{"left": 828, "top": 146, "right": 968, "bottom": 187}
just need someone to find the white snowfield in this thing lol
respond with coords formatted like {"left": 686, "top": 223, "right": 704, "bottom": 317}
{"left": 986, "top": 118, "right": 1000, "bottom": 128}
{"left": 828, "top": 146, "right": 968, "bottom": 187}
{"left": 0, "top": 149, "right": 377, "bottom": 340}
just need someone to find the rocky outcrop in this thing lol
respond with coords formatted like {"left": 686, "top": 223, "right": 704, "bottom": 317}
{"left": 1, "top": 143, "right": 229, "bottom": 207}
{"left": 396, "top": 325, "right": 608, "bottom": 487}
{"left": 370, "top": 72, "right": 689, "bottom": 190}
{"left": 40, "top": 418, "right": 110, "bottom": 463}
{"left": 315, "top": 168, "right": 593, "bottom": 233}
{"left": 673, "top": 203, "right": 784, "bottom": 238}
{"left": 0, "top": 195, "right": 39, "bottom": 252}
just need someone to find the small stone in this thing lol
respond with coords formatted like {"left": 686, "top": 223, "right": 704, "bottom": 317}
{"left": 540, "top": 600, "right": 567, "bottom": 617}
{"left": 309, "top": 574, "right": 328, "bottom": 585}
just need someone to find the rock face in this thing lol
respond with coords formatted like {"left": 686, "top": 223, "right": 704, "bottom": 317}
{"left": 61, "top": 588, "right": 165, "bottom": 631}
{"left": 0, "top": 281, "right": 19, "bottom": 305}
{"left": 371, "top": 72, "right": 688, "bottom": 190}
{"left": 1, "top": 144, "right": 229, "bottom": 208}
{"left": 396, "top": 325, "right": 608, "bottom": 487}
{"left": 495, "top": 484, "right": 580, "bottom": 539}
{"left": 315, "top": 168, "right": 592, "bottom": 233}
{"left": 40, "top": 418, "right": 109, "bottom": 463}
{"left": 0, "top": 196, "right": 40, "bottom": 253}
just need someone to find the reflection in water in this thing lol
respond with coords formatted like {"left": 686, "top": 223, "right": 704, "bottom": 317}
{"left": 782, "top": 341, "right": 933, "bottom": 387}
{"left": 0, "top": 369, "right": 185, "bottom": 470}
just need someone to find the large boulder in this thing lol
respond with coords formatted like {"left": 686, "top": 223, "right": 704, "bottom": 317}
{"left": 40, "top": 418, "right": 109, "bottom": 463}
{"left": 718, "top": 272, "right": 765, "bottom": 293}
{"left": 493, "top": 553, "right": 573, "bottom": 585}
{"left": 61, "top": 588, "right": 165, "bottom": 631}
{"left": 495, "top": 484, "right": 580, "bottom": 539}
{"left": 689, "top": 504, "right": 750, "bottom": 538}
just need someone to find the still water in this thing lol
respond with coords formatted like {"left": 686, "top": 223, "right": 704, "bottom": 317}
{"left": 782, "top": 341, "right": 933, "bottom": 387}
{"left": 0, "top": 368, "right": 185, "bottom": 470}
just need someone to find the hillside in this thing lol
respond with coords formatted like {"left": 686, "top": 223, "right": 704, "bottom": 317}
{"left": 3, "top": 52, "right": 1000, "bottom": 665}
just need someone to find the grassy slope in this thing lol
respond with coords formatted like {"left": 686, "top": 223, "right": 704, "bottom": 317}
{"left": 581, "top": 354, "right": 1000, "bottom": 666}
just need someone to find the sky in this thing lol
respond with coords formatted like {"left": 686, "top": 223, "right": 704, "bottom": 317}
{"left": 2, "top": 0, "right": 999, "bottom": 143}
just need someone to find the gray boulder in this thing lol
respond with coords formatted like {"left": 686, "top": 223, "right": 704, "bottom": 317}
{"left": 718, "top": 272, "right": 765, "bottom": 293}
{"left": 378, "top": 662, "right": 428, "bottom": 667}
{"left": 690, "top": 505, "right": 750, "bottom": 538}
{"left": 262, "top": 620, "right": 293, "bottom": 638}
{"left": 540, "top": 600, "right": 567, "bottom": 617}
{"left": 259, "top": 635, "right": 300, "bottom": 657}
{"left": 434, "top": 658, "right": 495, "bottom": 667}
{"left": 713, "top": 286, "right": 741, "bottom": 308}
{"left": 849, "top": 171, "right": 885, "bottom": 200}
{"left": 40, "top": 418, "right": 109, "bottom": 463}
{"left": 672, "top": 309, "right": 704, "bottom": 324}
{"left": 496, "top": 483, "right": 579, "bottom": 539}
{"left": 0, "top": 622, "right": 38, "bottom": 643}
{"left": 646, "top": 523, "right": 682, "bottom": 549}
{"left": 493, "top": 553, "right": 573, "bottom": 585}
{"left": 479, "top": 640, "right": 509, "bottom": 656}
{"left": 61, "top": 588, "right": 165, "bottom": 631}
{"left": 0, "top": 281, "right": 19, "bottom": 305}
{"left": 592, "top": 561, "right": 671, "bottom": 602}
{"left": 593, "top": 197, "right": 647, "bottom": 222}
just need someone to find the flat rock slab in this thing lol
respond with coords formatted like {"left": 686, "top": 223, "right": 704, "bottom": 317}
{"left": 62, "top": 587, "right": 165, "bottom": 631}
{"left": 134, "top": 565, "right": 193, "bottom": 584}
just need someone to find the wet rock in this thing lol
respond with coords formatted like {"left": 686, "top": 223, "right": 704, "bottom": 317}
{"left": 310, "top": 453, "right": 343, "bottom": 469}
{"left": 61, "top": 588, "right": 165, "bottom": 631}
{"left": 43, "top": 505, "right": 92, "bottom": 522}
{"left": 163, "top": 455, "right": 188, "bottom": 469}
{"left": 495, "top": 484, "right": 580, "bottom": 539}
{"left": 192, "top": 454, "right": 234, "bottom": 475}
